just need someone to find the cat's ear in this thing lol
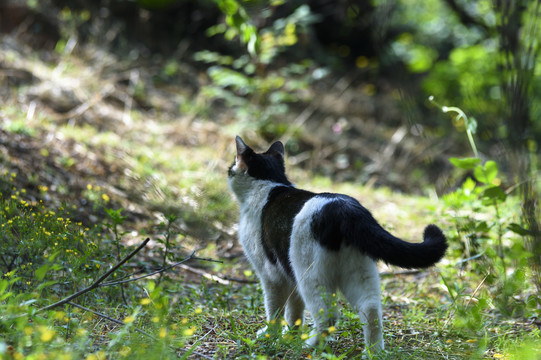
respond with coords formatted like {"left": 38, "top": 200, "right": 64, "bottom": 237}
{"left": 235, "top": 136, "right": 250, "bottom": 155}
{"left": 234, "top": 136, "right": 250, "bottom": 171}
{"left": 266, "top": 141, "right": 285, "bottom": 157}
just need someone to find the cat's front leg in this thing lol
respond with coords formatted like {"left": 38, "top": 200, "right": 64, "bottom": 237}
{"left": 256, "top": 325, "right": 269, "bottom": 338}
{"left": 256, "top": 275, "right": 290, "bottom": 336}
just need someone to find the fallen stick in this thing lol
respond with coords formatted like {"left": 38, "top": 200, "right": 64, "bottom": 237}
{"left": 178, "top": 264, "right": 231, "bottom": 285}
{"left": 99, "top": 253, "right": 223, "bottom": 287}
{"left": 98, "top": 250, "right": 198, "bottom": 287}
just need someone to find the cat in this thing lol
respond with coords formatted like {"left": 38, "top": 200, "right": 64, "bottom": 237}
{"left": 227, "top": 136, "right": 447, "bottom": 352}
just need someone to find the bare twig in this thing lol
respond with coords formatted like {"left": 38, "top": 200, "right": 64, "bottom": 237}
{"left": 379, "top": 269, "right": 423, "bottom": 277}
{"left": 178, "top": 264, "right": 230, "bottom": 285}
{"left": 37, "top": 238, "right": 150, "bottom": 312}
{"left": 99, "top": 253, "right": 224, "bottom": 287}
{"left": 52, "top": 84, "right": 115, "bottom": 122}
{"left": 100, "top": 250, "right": 197, "bottom": 287}
{"left": 219, "top": 275, "right": 257, "bottom": 284}
{"left": 442, "top": 0, "right": 490, "bottom": 33}
{"left": 67, "top": 301, "right": 214, "bottom": 360}
{"left": 68, "top": 301, "right": 128, "bottom": 328}
{"left": 465, "top": 275, "right": 487, "bottom": 308}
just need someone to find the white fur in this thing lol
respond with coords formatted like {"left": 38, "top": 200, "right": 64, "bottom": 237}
{"left": 228, "top": 162, "right": 384, "bottom": 352}
{"left": 290, "top": 197, "right": 384, "bottom": 350}
{"left": 228, "top": 164, "right": 297, "bottom": 323}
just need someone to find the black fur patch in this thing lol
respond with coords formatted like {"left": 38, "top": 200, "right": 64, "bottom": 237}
{"left": 261, "top": 186, "right": 315, "bottom": 278}
{"left": 310, "top": 194, "right": 380, "bottom": 251}
{"left": 242, "top": 149, "right": 292, "bottom": 185}
{"left": 310, "top": 194, "right": 448, "bottom": 269}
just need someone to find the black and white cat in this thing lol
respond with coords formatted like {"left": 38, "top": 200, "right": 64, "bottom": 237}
{"left": 227, "top": 136, "right": 447, "bottom": 352}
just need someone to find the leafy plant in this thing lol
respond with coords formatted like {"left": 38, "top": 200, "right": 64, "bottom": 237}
{"left": 195, "top": 2, "right": 323, "bottom": 137}
{"left": 433, "top": 100, "right": 536, "bottom": 332}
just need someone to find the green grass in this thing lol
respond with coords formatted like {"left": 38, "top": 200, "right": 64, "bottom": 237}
{"left": 1, "top": 161, "right": 540, "bottom": 360}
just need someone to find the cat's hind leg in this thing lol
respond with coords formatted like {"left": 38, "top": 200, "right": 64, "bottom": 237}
{"left": 284, "top": 288, "right": 304, "bottom": 328}
{"left": 295, "top": 277, "right": 339, "bottom": 346}
{"left": 340, "top": 264, "right": 384, "bottom": 352}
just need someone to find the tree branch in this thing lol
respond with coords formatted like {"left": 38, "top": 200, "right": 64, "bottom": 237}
{"left": 98, "top": 253, "right": 223, "bottom": 287}
{"left": 443, "top": 0, "right": 491, "bottom": 33}
{"left": 37, "top": 238, "right": 150, "bottom": 312}
{"left": 99, "top": 250, "right": 197, "bottom": 286}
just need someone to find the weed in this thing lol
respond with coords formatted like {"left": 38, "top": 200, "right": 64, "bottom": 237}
{"left": 432, "top": 98, "right": 540, "bottom": 356}
{"left": 195, "top": 2, "right": 321, "bottom": 138}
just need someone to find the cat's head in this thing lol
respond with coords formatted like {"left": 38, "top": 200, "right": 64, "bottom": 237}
{"left": 228, "top": 136, "right": 291, "bottom": 196}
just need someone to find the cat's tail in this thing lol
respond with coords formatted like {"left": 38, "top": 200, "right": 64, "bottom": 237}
{"left": 362, "top": 223, "right": 448, "bottom": 269}
{"left": 313, "top": 197, "right": 448, "bottom": 268}
{"left": 311, "top": 196, "right": 448, "bottom": 268}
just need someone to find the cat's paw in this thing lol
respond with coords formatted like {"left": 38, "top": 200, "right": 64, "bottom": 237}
{"left": 256, "top": 326, "right": 269, "bottom": 338}
{"left": 361, "top": 342, "right": 385, "bottom": 359}
{"left": 303, "top": 334, "right": 319, "bottom": 348}
{"left": 361, "top": 347, "right": 386, "bottom": 360}
{"left": 302, "top": 331, "right": 336, "bottom": 348}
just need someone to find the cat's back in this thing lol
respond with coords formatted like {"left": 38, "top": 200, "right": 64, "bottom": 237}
{"left": 261, "top": 186, "right": 315, "bottom": 238}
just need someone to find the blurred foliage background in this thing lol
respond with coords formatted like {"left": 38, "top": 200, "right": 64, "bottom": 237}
{"left": 1, "top": 0, "right": 539, "bottom": 241}
{"left": 2, "top": 0, "right": 539, "bottom": 184}
{"left": 1, "top": 0, "right": 540, "bottom": 284}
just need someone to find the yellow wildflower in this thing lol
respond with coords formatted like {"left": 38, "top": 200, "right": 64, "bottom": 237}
{"left": 119, "top": 346, "right": 131, "bottom": 357}
{"left": 40, "top": 326, "right": 55, "bottom": 342}
{"left": 184, "top": 326, "right": 196, "bottom": 336}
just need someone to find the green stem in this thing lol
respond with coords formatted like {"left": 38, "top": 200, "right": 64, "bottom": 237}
{"left": 493, "top": 199, "right": 507, "bottom": 282}
{"left": 442, "top": 105, "right": 479, "bottom": 158}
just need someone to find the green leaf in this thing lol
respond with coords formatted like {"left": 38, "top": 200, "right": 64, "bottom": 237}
{"left": 508, "top": 223, "right": 531, "bottom": 236}
{"left": 208, "top": 66, "right": 252, "bottom": 92}
{"left": 230, "top": 13, "right": 244, "bottom": 29}
{"left": 37, "top": 280, "right": 58, "bottom": 292}
{"left": 462, "top": 177, "right": 476, "bottom": 192}
{"left": 218, "top": 0, "right": 239, "bottom": 16}
{"left": 35, "top": 263, "right": 50, "bottom": 280}
{"left": 0, "top": 279, "right": 8, "bottom": 294}
{"left": 180, "top": 340, "right": 200, "bottom": 360}
{"left": 407, "top": 44, "right": 438, "bottom": 73}
{"left": 449, "top": 157, "right": 481, "bottom": 169}
{"left": 474, "top": 160, "right": 498, "bottom": 184}
{"left": 21, "top": 299, "right": 38, "bottom": 306}
{"left": 481, "top": 185, "right": 506, "bottom": 202}
{"left": 474, "top": 221, "right": 489, "bottom": 233}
